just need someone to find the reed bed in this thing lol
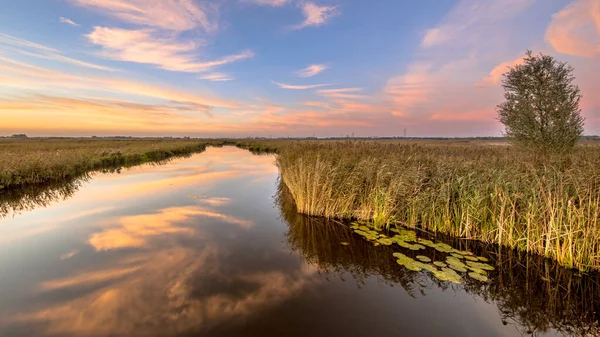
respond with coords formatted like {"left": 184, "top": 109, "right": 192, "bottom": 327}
{"left": 276, "top": 141, "right": 600, "bottom": 271}
{"left": 0, "top": 139, "right": 209, "bottom": 190}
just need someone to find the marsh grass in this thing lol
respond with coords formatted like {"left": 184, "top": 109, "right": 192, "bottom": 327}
{"left": 277, "top": 141, "right": 600, "bottom": 271}
{"left": 0, "top": 139, "right": 209, "bottom": 190}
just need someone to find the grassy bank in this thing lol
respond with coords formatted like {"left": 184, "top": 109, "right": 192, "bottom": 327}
{"left": 276, "top": 141, "right": 600, "bottom": 271}
{"left": 0, "top": 139, "right": 209, "bottom": 190}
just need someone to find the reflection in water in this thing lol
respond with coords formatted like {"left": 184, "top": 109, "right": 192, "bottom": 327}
{"left": 0, "top": 176, "right": 87, "bottom": 217}
{"left": 0, "top": 148, "right": 317, "bottom": 337}
{"left": 278, "top": 181, "right": 600, "bottom": 336}
{"left": 0, "top": 158, "right": 187, "bottom": 218}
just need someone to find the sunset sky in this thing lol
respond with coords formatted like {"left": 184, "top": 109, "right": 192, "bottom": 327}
{"left": 0, "top": 0, "right": 599, "bottom": 137}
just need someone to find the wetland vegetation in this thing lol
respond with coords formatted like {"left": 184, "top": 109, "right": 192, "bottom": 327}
{"left": 0, "top": 139, "right": 210, "bottom": 190}
{"left": 276, "top": 140, "right": 600, "bottom": 271}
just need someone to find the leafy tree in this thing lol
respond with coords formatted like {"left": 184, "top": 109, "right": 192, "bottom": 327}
{"left": 497, "top": 51, "right": 584, "bottom": 154}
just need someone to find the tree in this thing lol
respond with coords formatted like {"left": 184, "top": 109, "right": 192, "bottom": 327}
{"left": 497, "top": 51, "right": 584, "bottom": 154}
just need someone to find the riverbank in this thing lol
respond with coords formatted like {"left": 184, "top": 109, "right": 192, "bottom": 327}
{"left": 0, "top": 139, "right": 210, "bottom": 191}
{"left": 276, "top": 141, "right": 600, "bottom": 271}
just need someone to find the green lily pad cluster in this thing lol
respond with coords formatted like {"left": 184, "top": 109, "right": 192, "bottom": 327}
{"left": 349, "top": 221, "right": 494, "bottom": 284}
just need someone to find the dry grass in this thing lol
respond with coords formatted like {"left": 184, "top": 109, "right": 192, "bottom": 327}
{"left": 0, "top": 139, "right": 209, "bottom": 190}
{"left": 276, "top": 140, "right": 600, "bottom": 271}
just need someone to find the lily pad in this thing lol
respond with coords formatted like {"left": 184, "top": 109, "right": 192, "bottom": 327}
{"left": 466, "top": 261, "right": 495, "bottom": 271}
{"left": 477, "top": 256, "right": 489, "bottom": 262}
{"left": 431, "top": 243, "right": 453, "bottom": 253}
{"left": 417, "top": 239, "right": 436, "bottom": 247}
{"left": 433, "top": 261, "right": 447, "bottom": 268}
{"left": 416, "top": 255, "right": 432, "bottom": 262}
{"left": 377, "top": 238, "right": 394, "bottom": 245}
{"left": 446, "top": 257, "right": 468, "bottom": 273}
{"left": 468, "top": 272, "right": 489, "bottom": 282}
{"left": 432, "top": 268, "right": 462, "bottom": 284}
{"left": 464, "top": 255, "right": 479, "bottom": 262}
{"left": 416, "top": 262, "right": 439, "bottom": 273}
{"left": 408, "top": 244, "right": 426, "bottom": 251}
{"left": 450, "top": 253, "right": 465, "bottom": 259}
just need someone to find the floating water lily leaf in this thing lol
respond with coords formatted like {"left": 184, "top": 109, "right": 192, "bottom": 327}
{"left": 432, "top": 243, "right": 453, "bottom": 253}
{"left": 394, "top": 239, "right": 413, "bottom": 249}
{"left": 464, "top": 255, "right": 479, "bottom": 262}
{"left": 468, "top": 272, "right": 488, "bottom": 282}
{"left": 379, "top": 234, "right": 387, "bottom": 238}
{"left": 450, "top": 253, "right": 465, "bottom": 259}
{"left": 446, "top": 257, "right": 468, "bottom": 273}
{"left": 433, "top": 261, "right": 447, "bottom": 268}
{"left": 432, "top": 268, "right": 462, "bottom": 284}
{"left": 392, "top": 252, "right": 405, "bottom": 258}
{"left": 417, "top": 239, "right": 435, "bottom": 247}
{"left": 389, "top": 228, "right": 400, "bottom": 233}
{"left": 340, "top": 242, "right": 349, "bottom": 246}
{"left": 466, "top": 261, "right": 494, "bottom": 271}
{"left": 395, "top": 255, "right": 423, "bottom": 272}
{"left": 468, "top": 267, "right": 486, "bottom": 275}
{"left": 359, "top": 225, "right": 370, "bottom": 231}
{"left": 416, "top": 262, "right": 438, "bottom": 273}
{"left": 477, "top": 256, "right": 489, "bottom": 262}
{"left": 378, "top": 238, "right": 393, "bottom": 245}
{"left": 408, "top": 244, "right": 425, "bottom": 251}
{"left": 404, "top": 262, "right": 423, "bottom": 272}
{"left": 416, "top": 255, "right": 431, "bottom": 262}
{"left": 373, "top": 242, "right": 380, "bottom": 246}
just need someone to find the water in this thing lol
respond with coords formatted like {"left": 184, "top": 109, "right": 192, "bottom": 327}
{"left": 0, "top": 147, "right": 598, "bottom": 337}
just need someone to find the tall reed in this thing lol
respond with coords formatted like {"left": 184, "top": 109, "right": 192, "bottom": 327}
{"left": 276, "top": 141, "right": 600, "bottom": 271}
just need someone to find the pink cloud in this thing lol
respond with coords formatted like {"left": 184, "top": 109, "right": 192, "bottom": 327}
{"left": 86, "top": 27, "right": 253, "bottom": 73}
{"left": 316, "top": 87, "right": 366, "bottom": 99}
{"left": 72, "top": 0, "right": 218, "bottom": 32}
{"left": 291, "top": 3, "right": 339, "bottom": 30}
{"left": 297, "top": 64, "right": 328, "bottom": 77}
{"left": 546, "top": 0, "right": 600, "bottom": 58}
{"left": 273, "top": 81, "right": 330, "bottom": 90}
{"left": 476, "top": 56, "right": 524, "bottom": 87}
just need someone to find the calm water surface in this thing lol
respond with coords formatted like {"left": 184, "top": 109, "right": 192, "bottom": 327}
{"left": 0, "top": 147, "right": 598, "bottom": 337}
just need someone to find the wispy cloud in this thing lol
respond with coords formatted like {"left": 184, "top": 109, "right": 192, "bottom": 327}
{"left": 199, "top": 72, "right": 234, "bottom": 81}
{"left": 317, "top": 87, "right": 365, "bottom": 99}
{"left": 243, "top": 0, "right": 289, "bottom": 7}
{"left": 273, "top": 81, "right": 330, "bottom": 89}
{"left": 297, "top": 64, "right": 328, "bottom": 77}
{"left": 59, "top": 17, "right": 80, "bottom": 26}
{"left": 0, "top": 33, "right": 58, "bottom": 53}
{"left": 0, "top": 33, "right": 115, "bottom": 72}
{"left": 420, "top": 0, "right": 536, "bottom": 47}
{"left": 71, "top": 0, "right": 218, "bottom": 32}
{"left": 86, "top": 27, "right": 253, "bottom": 73}
{"left": 291, "top": 2, "right": 339, "bottom": 30}
{"left": 0, "top": 54, "right": 242, "bottom": 110}
{"left": 546, "top": 0, "right": 600, "bottom": 58}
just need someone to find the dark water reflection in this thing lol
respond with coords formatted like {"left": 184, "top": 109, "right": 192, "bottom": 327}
{"left": 0, "top": 147, "right": 598, "bottom": 337}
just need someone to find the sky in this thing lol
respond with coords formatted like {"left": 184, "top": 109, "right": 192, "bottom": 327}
{"left": 0, "top": 0, "right": 599, "bottom": 138}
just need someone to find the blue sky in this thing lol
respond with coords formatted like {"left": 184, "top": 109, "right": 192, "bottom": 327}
{"left": 0, "top": 0, "right": 598, "bottom": 137}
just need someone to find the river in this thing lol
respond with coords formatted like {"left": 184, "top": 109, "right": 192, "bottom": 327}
{"left": 0, "top": 147, "right": 598, "bottom": 336}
